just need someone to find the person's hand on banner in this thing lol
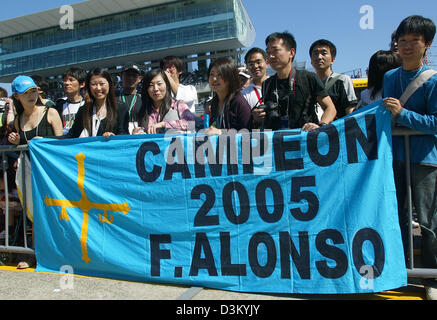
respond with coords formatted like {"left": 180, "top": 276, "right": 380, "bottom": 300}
{"left": 302, "top": 122, "right": 321, "bottom": 131}
{"left": 103, "top": 132, "right": 115, "bottom": 138}
{"left": 382, "top": 97, "right": 403, "bottom": 117}
{"left": 147, "top": 121, "right": 165, "bottom": 134}
{"left": 132, "top": 127, "right": 146, "bottom": 135}
{"left": 205, "top": 127, "right": 222, "bottom": 136}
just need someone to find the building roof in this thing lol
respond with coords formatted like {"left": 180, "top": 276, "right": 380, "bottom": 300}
{"left": 0, "top": 0, "right": 177, "bottom": 38}
{"left": 0, "top": 40, "right": 243, "bottom": 83}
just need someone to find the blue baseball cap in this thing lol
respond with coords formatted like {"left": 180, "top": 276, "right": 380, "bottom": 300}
{"left": 12, "top": 75, "right": 38, "bottom": 94}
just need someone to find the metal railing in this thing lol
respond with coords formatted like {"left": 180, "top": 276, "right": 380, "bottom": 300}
{"left": 392, "top": 127, "right": 437, "bottom": 278}
{"left": 0, "top": 144, "right": 34, "bottom": 257}
{"left": 1, "top": 131, "right": 436, "bottom": 280}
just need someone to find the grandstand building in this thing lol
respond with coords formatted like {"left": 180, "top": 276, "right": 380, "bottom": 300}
{"left": 0, "top": 0, "right": 255, "bottom": 99}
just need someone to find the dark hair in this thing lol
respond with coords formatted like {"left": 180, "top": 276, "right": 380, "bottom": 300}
{"left": 160, "top": 56, "right": 184, "bottom": 73}
{"left": 244, "top": 47, "right": 267, "bottom": 64}
{"left": 83, "top": 68, "right": 117, "bottom": 133}
{"left": 367, "top": 50, "right": 402, "bottom": 99}
{"left": 208, "top": 57, "right": 241, "bottom": 127}
{"left": 31, "top": 76, "right": 50, "bottom": 99}
{"left": 395, "top": 15, "right": 436, "bottom": 44}
{"left": 265, "top": 32, "right": 297, "bottom": 51}
{"left": 309, "top": 39, "right": 337, "bottom": 59}
{"left": 137, "top": 68, "right": 173, "bottom": 130}
{"left": 63, "top": 67, "right": 87, "bottom": 84}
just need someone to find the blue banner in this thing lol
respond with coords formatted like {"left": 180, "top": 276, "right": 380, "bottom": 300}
{"left": 30, "top": 103, "right": 407, "bottom": 294}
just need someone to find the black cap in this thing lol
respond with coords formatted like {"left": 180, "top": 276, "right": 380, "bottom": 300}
{"left": 122, "top": 64, "right": 141, "bottom": 75}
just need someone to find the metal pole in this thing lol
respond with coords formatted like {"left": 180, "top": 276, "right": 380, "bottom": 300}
{"left": 0, "top": 145, "right": 34, "bottom": 257}
{"left": 392, "top": 128, "right": 436, "bottom": 275}
{"left": 0, "top": 245, "right": 34, "bottom": 255}
{"left": 407, "top": 268, "right": 437, "bottom": 278}
{"left": 2, "top": 151, "right": 9, "bottom": 248}
{"left": 404, "top": 135, "right": 414, "bottom": 269}
{"left": 20, "top": 152, "right": 28, "bottom": 249}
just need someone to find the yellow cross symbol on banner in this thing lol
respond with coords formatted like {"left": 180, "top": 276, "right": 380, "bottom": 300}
{"left": 44, "top": 152, "right": 130, "bottom": 264}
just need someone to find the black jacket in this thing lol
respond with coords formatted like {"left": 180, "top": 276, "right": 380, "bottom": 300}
{"left": 261, "top": 70, "right": 328, "bottom": 130}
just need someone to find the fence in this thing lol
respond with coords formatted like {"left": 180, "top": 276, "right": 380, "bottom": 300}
{"left": 392, "top": 127, "right": 437, "bottom": 279}
{"left": 0, "top": 144, "right": 34, "bottom": 260}
{"left": 1, "top": 130, "right": 436, "bottom": 279}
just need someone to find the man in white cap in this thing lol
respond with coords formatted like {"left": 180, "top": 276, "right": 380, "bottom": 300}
{"left": 241, "top": 47, "right": 269, "bottom": 109}
{"left": 238, "top": 67, "right": 251, "bottom": 90}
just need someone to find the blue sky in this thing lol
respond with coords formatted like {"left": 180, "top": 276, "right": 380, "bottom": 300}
{"left": 0, "top": 0, "right": 436, "bottom": 87}
{"left": 243, "top": 0, "right": 437, "bottom": 73}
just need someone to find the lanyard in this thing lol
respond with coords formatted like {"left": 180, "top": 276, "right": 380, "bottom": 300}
{"left": 253, "top": 86, "right": 262, "bottom": 105}
{"left": 122, "top": 93, "right": 137, "bottom": 116}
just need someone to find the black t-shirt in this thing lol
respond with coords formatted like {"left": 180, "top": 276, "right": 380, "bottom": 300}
{"left": 324, "top": 78, "right": 357, "bottom": 119}
{"left": 276, "top": 78, "right": 291, "bottom": 117}
{"left": 262, "top": 70, "right": 328, "bottom": 130}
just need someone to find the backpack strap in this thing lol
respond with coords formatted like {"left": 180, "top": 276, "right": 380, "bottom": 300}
{"left": 324, "top": 73, "right": 342, "bottom": 92}
{"left": 261, "top": 74, "right": 274, "bottom": 103}
{"left": 399, "top": 69, "right": 437, "bottom": 105}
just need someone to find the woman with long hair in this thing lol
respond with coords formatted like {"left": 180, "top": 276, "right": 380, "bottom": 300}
{"left": 358, "top": 50, "right": 401, "bottom": 108}
{"left": 133, "top": 68, "right": 196, "bottom": 134}
{"left": 66, "top": 68, "right": 129, "bottom": 138}
{"left": 206, "top": 57, "right": 252, "bottom": 135}
{"left": 7, "top": 75, "right": 63, "bottom": 269}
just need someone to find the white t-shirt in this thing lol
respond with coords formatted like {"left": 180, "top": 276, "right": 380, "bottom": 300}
{"left": 241, "top": 82, "right": 263, "bottom": 109}
{"left": 61, "top": 99, "right": 85, "bottom": 135}
{"left": 175, "top": 84, "right": 198, "bottom": 113}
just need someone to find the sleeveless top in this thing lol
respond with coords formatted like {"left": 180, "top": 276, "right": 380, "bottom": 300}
{"left": 18, "top": 107, "right": 54, "bottom": 145}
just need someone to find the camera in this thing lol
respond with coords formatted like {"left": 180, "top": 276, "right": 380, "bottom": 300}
{"left": 263, "top": 100, "right": 280, "bottom": 119}
{"left": 255, "top": 100, "right": 282, "bottom": 130}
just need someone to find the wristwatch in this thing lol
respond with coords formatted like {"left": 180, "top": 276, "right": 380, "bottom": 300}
{"left": 319, "top": 122, "right": 328, "bottom": 126}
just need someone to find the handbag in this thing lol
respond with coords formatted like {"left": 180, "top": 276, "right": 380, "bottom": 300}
{"left": 15, "top": 153, "right": 33, "bottom": 222}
